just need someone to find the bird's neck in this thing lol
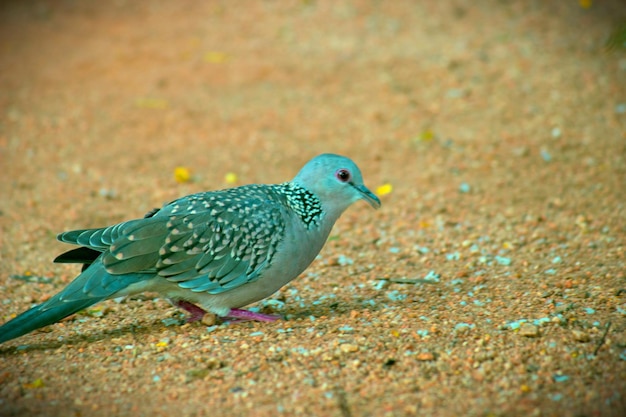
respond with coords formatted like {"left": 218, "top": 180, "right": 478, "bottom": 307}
{"left": 278, "top": 182, "right": 323, "bottom": 230}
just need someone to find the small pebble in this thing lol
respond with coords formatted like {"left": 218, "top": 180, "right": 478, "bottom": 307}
{"left": 98, "top": 188, "right": 117, "bottom": 199}
{"left": 454, "top": 322, "right": 475, "bottom": 333}
{"left": 519, "top": 323, "right": 540, "bottom": 338}
{"left": 423, "top": 270, "right": 441, "bottom": 282}
{"left": 495, "top": 256, "right": 511, "bottom": 266}
{"left": 336, "top": 254, "right": 354, "bottom": 266}
{"left": 416, "top": 352, "right": 435, "bottom": 361}
{"left": 373, "top": 279, "right": 389, "bottom": 290}
{"left": 205, "top": 357, "right": 222, "bottom": 370}
{"left": 201, "top": 313, "right": 218, "bottom": 326}
{"left": 339, "top": 343, "right": 359, "bottom": 353}
{"left": 459, "top": 182, "right": 471, "bottom": 193}
{"left": 416, "top": 246, "right": 430, "bottom": 254}
{"left": 446, "top": 252, "right": 460, "bottom": 261}
{"left": 161, "top": 318, "right": 181, "bottom": 327}
{"left": 540, "top": 149, "right": 552, "bottom": 162}
{"left": 386, "top": 290, "right": 407, "bottom": 301}
{"left": 474, "top": 351, "right": 495, "bottom": 363}
{"left": 571, "top": 330, "right": 590, "bottom": 343}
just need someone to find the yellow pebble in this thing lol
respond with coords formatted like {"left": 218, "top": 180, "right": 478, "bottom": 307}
{"left": 24, "top": 378, "right": 45, "bottom": 389}
{"left": 224, "top": 172, "right": 238, "bottom": 184}
{"left": 416, "top": 129, "right": 435, "bottom": 142}
{"left": 174, "top": 167, "right": 192, "bottom": 183}
{"left": 376, "top": 183, "right": 393, "bottom": 196}
{"left": 204, "top": 51, "right": 228, "bottom": 63}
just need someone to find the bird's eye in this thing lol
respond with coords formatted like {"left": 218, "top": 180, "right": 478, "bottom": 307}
{"left": 335, "top": 169, "right": 352, "bottom": 183}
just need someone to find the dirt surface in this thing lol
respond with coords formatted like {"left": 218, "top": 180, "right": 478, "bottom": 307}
{"left": 1, "top": 1, "right": 625, "bottom": 416}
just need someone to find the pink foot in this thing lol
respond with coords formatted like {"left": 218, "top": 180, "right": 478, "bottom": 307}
{"left": 173, "top": 299, "right": 208, "bottom": 323}
{"left": 225, "top": 308, "right": 281, "bottom": 322}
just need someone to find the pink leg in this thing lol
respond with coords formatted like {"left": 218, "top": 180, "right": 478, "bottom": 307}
{"left": 173, "top": 299, "right": 208, "bottom": 323}
{"left": 225, "top": 308, "right": 281, "bottom": 322}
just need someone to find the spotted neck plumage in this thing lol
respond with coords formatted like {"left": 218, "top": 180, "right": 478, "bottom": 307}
{"left": 277, "top": 182, "right": 323, "bottom": 229}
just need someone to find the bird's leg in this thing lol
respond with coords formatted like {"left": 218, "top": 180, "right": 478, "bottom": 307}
{"left": 172, "top": 299, "right": 208, "bottom": 323}
{"left": 171, "top": 301, "right": 280, "bottom": 324}
{"left": 224, "top": 308, "right": 281, "bottom": 322}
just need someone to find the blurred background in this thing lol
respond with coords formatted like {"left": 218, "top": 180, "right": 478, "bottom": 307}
{"left": 0, "top": 1, "right": 625, "bottom": 416}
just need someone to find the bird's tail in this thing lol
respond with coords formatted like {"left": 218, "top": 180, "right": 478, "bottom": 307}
{"left": 0, "top": 259, "right": 149, "bottom": 344}
{"left": 0, "top": 297, "right": 103, "bottom": 344}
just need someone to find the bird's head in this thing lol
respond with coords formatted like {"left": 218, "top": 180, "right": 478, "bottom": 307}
{"left": 292, "top": 154, "right": 381, "bottom": 218}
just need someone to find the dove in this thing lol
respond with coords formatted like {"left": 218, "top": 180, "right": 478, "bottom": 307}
{"left": 0, "top": 153, "right": 380, "bottom": 343}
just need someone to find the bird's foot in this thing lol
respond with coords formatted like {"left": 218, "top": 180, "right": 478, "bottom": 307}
{"left": 224, "top": 308, "right": 281, "bottom": 323}
{"left": 173, "top": 299, "right": 208, "bottom": 323}
{"left": 172, "top": 301, "right": 280, "bottom": 324}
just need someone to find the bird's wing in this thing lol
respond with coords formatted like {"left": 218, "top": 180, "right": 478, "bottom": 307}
{"left": 75, "top": 187, "right": 288, "bottom": 295}
{"left": 157, "top": 203, "right": 285, "bottom": 294}
{"left": 57, "top": 219, "right": 140, "bottom": 251}
{"left": 54, "top": 207, "right": 167, "bottom": 266}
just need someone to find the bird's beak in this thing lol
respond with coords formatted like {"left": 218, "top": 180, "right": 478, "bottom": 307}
{"left": 354, "top": 184, "right": 381, "bottom": 209}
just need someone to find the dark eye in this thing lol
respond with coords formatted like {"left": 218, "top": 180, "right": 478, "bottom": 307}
{"left": 335, "top": 168, "right": 351, "bottom": 183}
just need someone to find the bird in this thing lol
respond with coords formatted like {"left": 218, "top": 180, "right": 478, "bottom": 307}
{"left": 0, "top": 153, "right": 381, "bottom": 344}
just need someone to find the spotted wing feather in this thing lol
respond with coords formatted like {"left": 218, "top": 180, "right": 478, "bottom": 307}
{"left": 152, "top": 188, "right": 286, "bottom": 294}
{"left": 54, "top": 185, "right": 287, "bottom": 295}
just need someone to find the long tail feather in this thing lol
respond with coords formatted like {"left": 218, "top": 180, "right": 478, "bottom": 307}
{"left": 0, "top": 297, "right": 103, "bottom": 344}
{"left": 0, "top": 259, "right": 150, "bottom": 344}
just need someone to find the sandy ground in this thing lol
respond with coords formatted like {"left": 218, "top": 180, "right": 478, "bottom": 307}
{"left": 0, "top": 1, "right": 625, "bottom": 416}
